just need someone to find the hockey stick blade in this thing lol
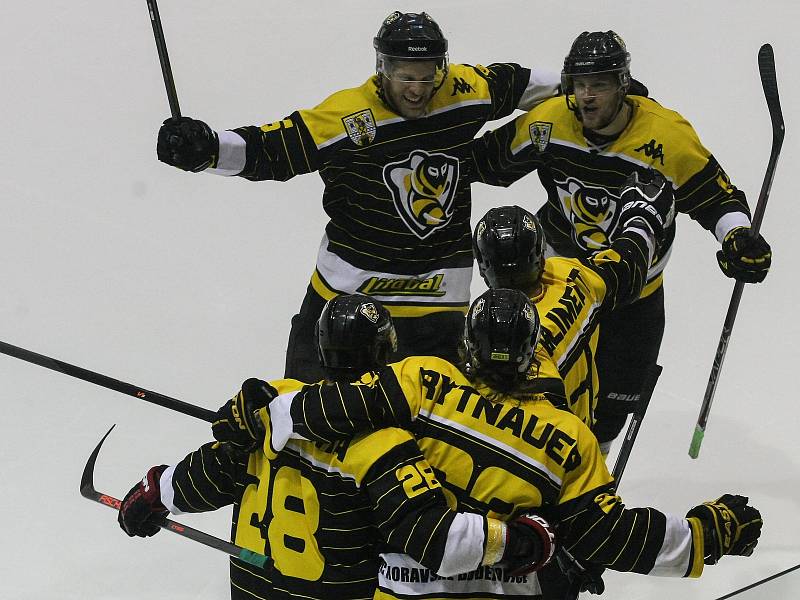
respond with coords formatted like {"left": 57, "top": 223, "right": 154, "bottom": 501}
{"left": 690, "top": 45, "right": 784, "bottom": 458}
{"left": 80, "top": 425, "right": 269, "bottom": 569}
{"left": 0, "top": 339, "right": 215, "bottom": 422}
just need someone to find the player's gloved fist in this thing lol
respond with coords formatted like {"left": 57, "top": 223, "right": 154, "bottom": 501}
{"left": 497, "top": 513, "right": 556, "bottom": 576}
{"left": 157, "top": 116, "right": 219, "bottom": 172}
{"left": 118, "top": 465, "right": 169, "bottom": 537}
{"left": 618, "top": 167, "right": 675, "bottom": 244}
{"left": 686, "top": 494, "right": 763, "bottom": 565}
{"left": 716, "top": 226, "right": 771, "bottom": 283}
{"left": 212, "top": 378, "right": 278, "bottom": 451}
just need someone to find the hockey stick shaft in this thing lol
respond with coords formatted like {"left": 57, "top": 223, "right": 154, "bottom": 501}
{"left": 561, "top": 364, "right": 663, "bottom": 599}
{"left": 689, "top": 43, "right": 785, "bottom": 458}
{"left": 81, "top": 426, "right": 268, "bottom": 568}
{"left": 611, "top": 363, "right": 662, "bottom": 486}
{"left": 0, "top": 339, "right": 215, "bottom": 422}
{"left": 146, "top": 0, "right": 181, "bottom": 117}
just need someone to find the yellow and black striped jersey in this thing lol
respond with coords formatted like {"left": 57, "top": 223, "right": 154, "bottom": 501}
{"left": 210, "top": 64, "right": 559, "bottom": 317}
{"left": 160, "top": 378, "right": 498, "bottom": 600}
{"left": 272, "top": 357, "right": 707, "bottom": 598}
{"left": 468, "top": 95, "right": 751, "bottom": 298}
{"left": 531, "top": 230, "right": 651, "bottom": 426}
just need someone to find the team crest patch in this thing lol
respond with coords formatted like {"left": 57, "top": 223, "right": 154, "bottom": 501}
{"left": 383, "top": 149, "right": 459, "bottom": 239}
{"left": 360, "top": 302, "right": 380, "bottom": 323}
{"left": 343, "top": 109, "right": 377, "bottom": 146}
{"left": 529, "top": 121, "right": 552, "bottom": 152}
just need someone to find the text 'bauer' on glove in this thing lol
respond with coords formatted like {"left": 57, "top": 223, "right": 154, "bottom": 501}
{"left": 617, "top": 167, "right": 675, "bottom": 244}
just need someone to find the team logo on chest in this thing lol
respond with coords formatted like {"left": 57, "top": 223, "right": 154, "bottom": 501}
{"left": 554, "top": 176, "right": 620, "bottom": 250}
{"left": 383, "top": 149, "right": 460, "bottom": 238}
{"left": 529, "top": 121, "right": 553, "bottom": 152}
{"left": 342, "top": 109, "right": 377, "bottom": 146}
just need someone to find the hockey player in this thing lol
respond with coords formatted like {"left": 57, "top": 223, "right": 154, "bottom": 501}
{"left": 466, "top": 30, "right": 773, "bottom": 453}
{"left": 223, "top": 288, "right": 762, "bottom": 599}
{"left": 472, "top": 167, "right": 672, "bottom": 428}
{"left": 154, "top": 11, "right": 562, "bottom": 382}
{"left": 118, "top": 294, "right": 555, "bottom": 600}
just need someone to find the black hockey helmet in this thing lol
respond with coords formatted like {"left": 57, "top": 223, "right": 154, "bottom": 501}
{"left": 374, "top": 12, "right": 449, "bottom": 87}
{"left": 473, "top": 206, "right": 546, "bottom": 293}
{"left": 463, "top": 288, "right": 540, "bottom": 393}
{"left": 374, "top": 11, "right": 448, "bottom": 58}
{"left": 563, "top": 30, "right": 630, "bottom": 79}
{"left": 316, "top": 293, "right": 397, "bottom": 380}
{"left": 561, "top": 31, "right": 631, "bottom": 116}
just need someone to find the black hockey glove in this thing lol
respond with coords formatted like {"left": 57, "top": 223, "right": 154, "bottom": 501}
{"left": 157, "top": 116, "right": 219, "bottom": 172}
{"left": 686, "top": 494, "right": 762, "bottom": 565}
{"left": 618, "top": 167, "right": 675, "bottom": 245}
{"left": 496, "top": 513, "right": 556, "bottom": 576}
{"left": 118, "top": 465, "right": 169, "bottom": 537}
{"left": 212, "top": 378, "right": 278, "bottom": 451}
{"left": 716, "top": 226, "right": 771, "bottom": 283}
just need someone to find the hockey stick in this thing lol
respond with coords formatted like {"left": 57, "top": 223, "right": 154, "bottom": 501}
{"left": 81, "top": 425, "right": 268, "bottom": 568}
{"left": 559, "top": 363, "right": 663, "bottom": 599}
{"left": 0, "top": 339, "right": 215, "bottom": 422}
{"left": 612, "top": 364, "right": 662, "bottom": 486}
{"left": 689, "top": 43, "right": 785, "bottom": 459}
{"left": 146, "top": 0, "right": 181, "bottom": 117}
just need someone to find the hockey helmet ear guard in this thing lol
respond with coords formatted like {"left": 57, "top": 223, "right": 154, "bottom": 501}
{"left": 473, "top": 206, "right": 546, "bottom": 293}
{"left": 463, "top": 289, "right": 540, "bottom": 392}
{"left": 374, "top": 11, "right": 449, "bottom": 87}
{"left": 316, "top": 294, "right": 397, "bottom": 380}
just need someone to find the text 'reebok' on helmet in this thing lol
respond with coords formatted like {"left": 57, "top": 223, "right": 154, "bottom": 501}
{"left": 374, "top": 11, "right": 449, "bottom": 87}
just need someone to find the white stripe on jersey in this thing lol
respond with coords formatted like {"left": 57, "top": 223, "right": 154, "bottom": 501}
{"left": 315, "top": 234, "right": 473, "bottom": 306}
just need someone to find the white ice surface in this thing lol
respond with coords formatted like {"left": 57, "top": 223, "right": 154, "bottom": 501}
{"left": 1, "top": 1, "right": 798, "bottom": 598}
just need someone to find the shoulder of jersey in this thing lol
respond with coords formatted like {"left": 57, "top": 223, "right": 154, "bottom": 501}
{"left": 297, "top": 77, "right": 397, "bottom": 148}
{"left": 426, "top": 63, "right": 493, "bottom": 111}
{"left": 627, "top": 96, "right": 698, "bottom": 137}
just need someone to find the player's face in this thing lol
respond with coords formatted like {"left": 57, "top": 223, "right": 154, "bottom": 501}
{"left": 573, "top": 73, "right": 625, "bottom": 131}
{"left": 381, "top": 60, "right": 439, "bottom": 119}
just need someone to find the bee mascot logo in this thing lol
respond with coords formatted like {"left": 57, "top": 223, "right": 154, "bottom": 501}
{"left": 555, "top": 177, "right": 622, "bottom": 250}
{"left": 383, "top": 150, "right": 459, "bottom": 238}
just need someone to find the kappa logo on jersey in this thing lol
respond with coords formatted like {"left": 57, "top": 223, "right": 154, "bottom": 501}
{"left": 383, "top": 150, "right": 459, "bottom": 238}
{"left": 634, "top": 138, "right": 665, "bottom": 165}
{"left": 358, "top": 274, "right": 445, "bottom": 297}
{"left": 555, "top": 177, "right": 620, "bottom": 250}
{"left": 451, "top": 77, "right": 475, "bottom": 96}
{"left": 529, "top": 121, "right": 553, "bottom": 152}
{"left": 359, "top": 302, "right": 380, "bottom": 323}
{"left": 342, "top": 109, "right": 376, "bottom": 146}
